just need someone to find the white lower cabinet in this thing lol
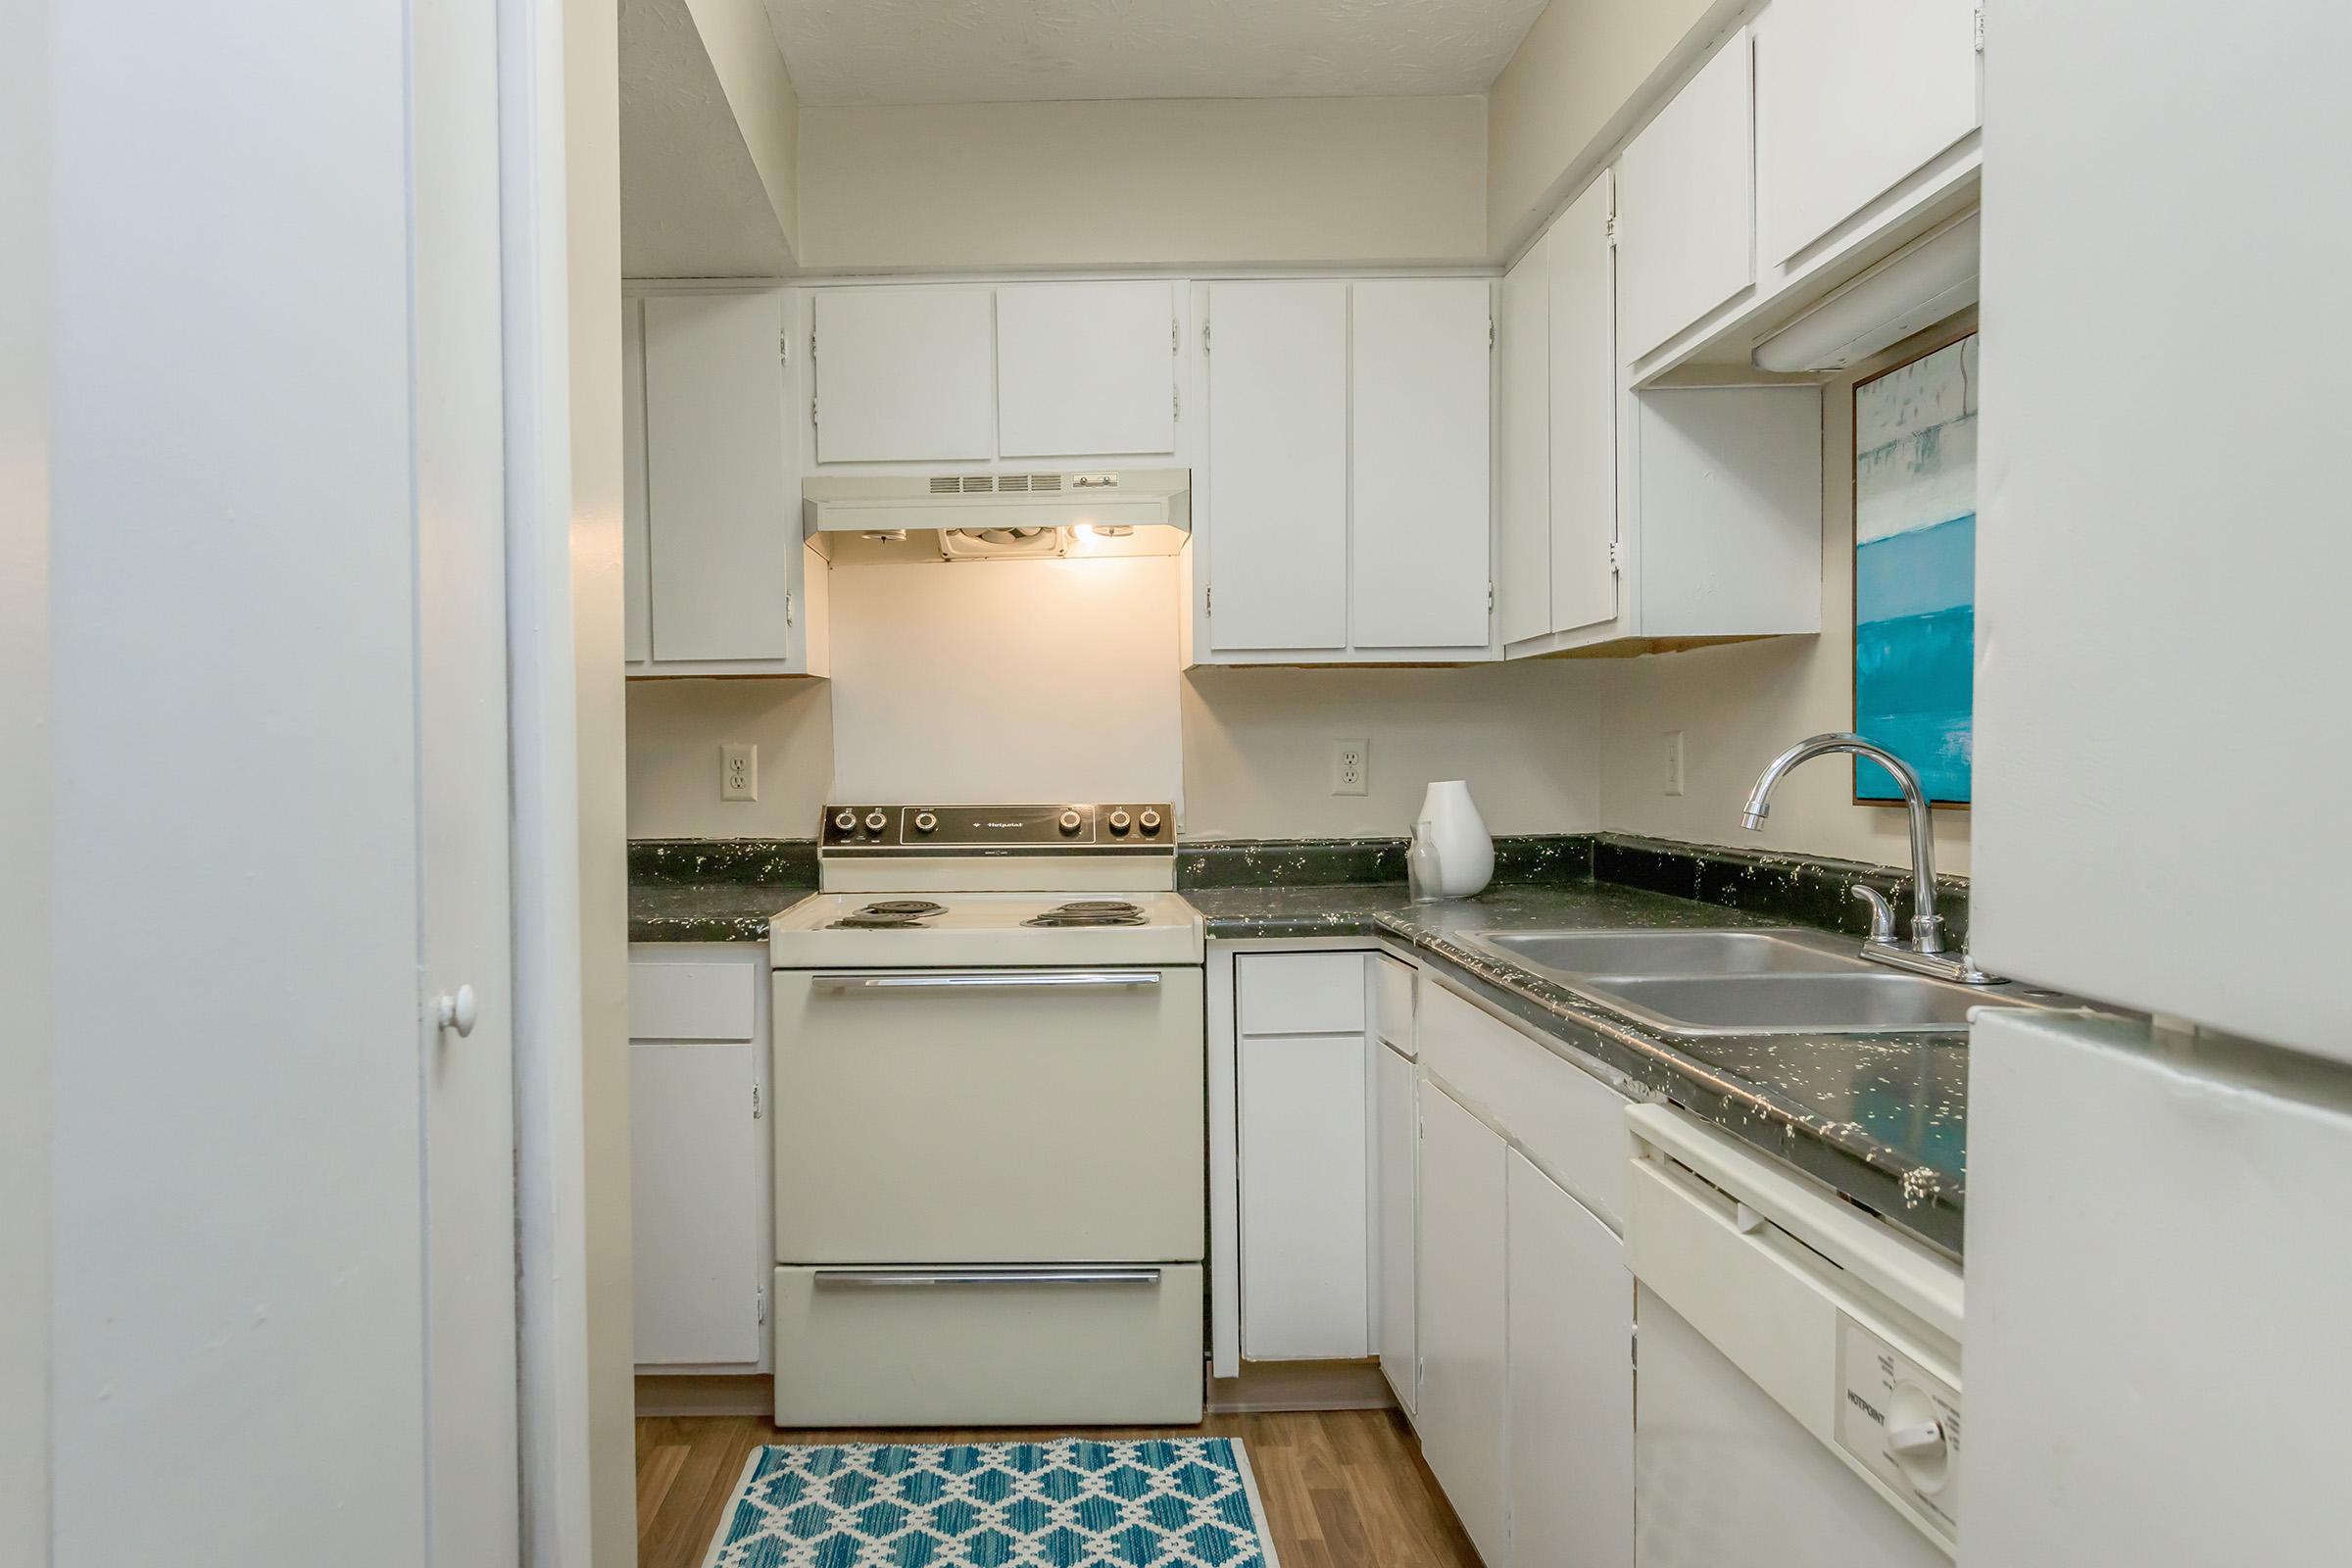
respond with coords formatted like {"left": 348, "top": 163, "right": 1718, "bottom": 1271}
{"left": 1414, "top": 1078, "right": 1510, "bottom": 1566}
{"left": 1375, "top": 1039, "right": 1418, "bottom": 1414}
{"left": 1506, "top": 1149, "right": 1634, "bottom": 1568}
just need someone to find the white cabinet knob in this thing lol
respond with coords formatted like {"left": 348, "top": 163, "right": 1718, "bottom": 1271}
{"left": 435, "top": 984, "right": 479, "bottom": 1039}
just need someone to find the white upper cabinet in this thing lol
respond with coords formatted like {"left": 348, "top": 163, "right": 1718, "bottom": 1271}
{"left": 1546, "top": 174, "right": 1620, "bottom": 638}
{"left": 620, "top": 298, "right": 652, "bottom": 666}
{"left": 1350, "top": 279, "right": 1493, "bottom": 651}
{"left": 1203, "top": 280, "right": 1351, "bottom": 653}
{"left": 639, "top": 291, "right": 823, "bottom": 673}
{"left": 995, "top": 281, "right": 1178, "bottom": 459}
{"left": 1496, "top": 235, "right": 1552, "bottom": 648}
{"left": 1753, "top": 0, "right": 1982, "bottom": 267}
{"left": 811, "top": 285, "right": 996, "bottom": 464}
{"left": 1616, "top": 31, "right": 1756, "bottom": 363}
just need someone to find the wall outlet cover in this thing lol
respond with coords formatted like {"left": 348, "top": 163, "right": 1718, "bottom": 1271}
{"left": 721, "top": 742, "right": 759, "bottom": 801}
{"left": 1332, "top": 739, "right": 1369, "bottom": 796}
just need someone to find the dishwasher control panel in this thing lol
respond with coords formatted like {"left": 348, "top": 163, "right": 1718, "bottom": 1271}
{"left": 1836, "top": 1315, "right": 1961, "bottom": 1546}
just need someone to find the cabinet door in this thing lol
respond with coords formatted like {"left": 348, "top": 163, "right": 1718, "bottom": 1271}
{"left": 641, "top": 292, "right": 801, "bottom": 663}
{"left": 1616, "top": 33, "right": 1755, "bottom": 362}
{"left": 1375, "top": 1041, "right": 1418, "bottom": 1414}
{"left": 996, "top": 281, "right": 1178, "bottom": 458}
{"left": 811, "top": 285, "right": 995, "bottom": 463}
{"left": 1507, "top": 1150, "right": 1633, "bottom": 1568}
{"left": 1350, "top": 279, "right": 1493, "bottom": 651}
{"left": 1496, "top": 237, "right": 1552, "bottom": 647}
{"left": 620, "top": 298, "right": 651, "bottom": 664}
{"left": 1548, "top": 174, "right": 1621, "bottom": 636}
{"left": 1239, "top": 1030, "right": 1370, "bottom": 1359}
{"left": 1204, "top": 281, "right": 1349, "bottom": 653}
{"left": 1754, "top": 0, "right": 1980, "bottom": 267}
{"left": 629, "top": 1042, "right": 761, "bottom": 1365}
{"left": 1415, "top": 1080, "right": 1508, "bottom": 1565}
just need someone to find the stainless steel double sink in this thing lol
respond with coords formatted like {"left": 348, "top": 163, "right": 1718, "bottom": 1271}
{"left": 1467, "top": 927, "right": 2052, "bottom": 1036}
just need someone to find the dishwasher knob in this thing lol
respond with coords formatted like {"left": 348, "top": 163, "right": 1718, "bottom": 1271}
{"left": 1884, "top": 1383, "right": 1952, "bottom": 1494}
{"left": 1138, "top": 808, "right": 1162, "bottom": 835}
{"left": 1107, "top": 808, "right": 1132, "bottom": 834}
{"left": 864, "top": 809, "right": 889, "bottom": 833}
{"left": 1057, "top": 808, "right": 1084, "bottom": 834}
{"left": 912, "top": 810, "right": 938, "bottom": 834}
{"left": 832, "top": 808, "right": 858, "bottom": 832}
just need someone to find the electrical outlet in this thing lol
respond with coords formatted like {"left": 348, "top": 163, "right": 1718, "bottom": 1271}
{"left": 1332, "top": 739, "right": 1369, "bottom": 796}
{"left": 721, "top": 743, "right": 758, "bottom": 802}
{"left": 1663, "top": 730, "right": 1686, "bottom": 797}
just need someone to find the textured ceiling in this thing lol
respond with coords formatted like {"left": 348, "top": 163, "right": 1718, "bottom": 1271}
{"left": 621, "top": 0, "right": 794, "bottom": 277}
{"left": 763, "top": 0, "right": 1551, "bottom": 106}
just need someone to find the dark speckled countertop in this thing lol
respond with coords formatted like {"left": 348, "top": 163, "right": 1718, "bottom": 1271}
{"left": 1192, "top": 880, "right": 1973, "bottom": 1255}
{"left": 628, "top": 882, "right": 810, "bottom": 943}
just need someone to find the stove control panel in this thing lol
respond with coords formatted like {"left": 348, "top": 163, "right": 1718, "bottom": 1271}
{"left": 819, "top": 803, "right": 1176, "bottom": 854}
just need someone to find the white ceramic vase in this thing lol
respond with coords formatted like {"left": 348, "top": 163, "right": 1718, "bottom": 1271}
{"left": 1418, "top": 780, "right": 1494, "bottom": 898}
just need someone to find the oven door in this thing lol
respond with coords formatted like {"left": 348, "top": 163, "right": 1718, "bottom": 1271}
{"left": 772, "top": 966, "right": 1205, "bottom": 1263}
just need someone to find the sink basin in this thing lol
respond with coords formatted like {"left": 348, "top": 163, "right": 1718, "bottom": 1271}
{"left": 1476, "top": 928, "right": 1873, "bottom": 978}
{"left": 1564, "top": 971, "right": 2030, "bottom": 1036}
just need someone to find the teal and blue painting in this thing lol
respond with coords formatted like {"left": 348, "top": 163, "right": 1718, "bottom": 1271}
{"left": 1854, "top": 334, "right": 1976, "bottom": 804}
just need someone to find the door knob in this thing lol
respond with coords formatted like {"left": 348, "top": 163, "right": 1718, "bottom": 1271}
{"left": 434, "top": 984, "right": 479, "bottom": 1039}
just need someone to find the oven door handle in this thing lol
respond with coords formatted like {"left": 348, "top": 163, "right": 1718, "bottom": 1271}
{"left": 811, "top": 1268, "right": 1163, "bottom": 1289}
{"left": 808, "top": 971, "right": 1161, "bottom": 994}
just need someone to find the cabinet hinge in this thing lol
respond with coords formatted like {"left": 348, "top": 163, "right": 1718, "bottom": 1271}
{"left": 1488, "top": 318, "right": 1495, "bottom": 351}
{"left": 810, "top": 394, "right": 819, "bottom": 428}
{"left": 1172, "top": 316, "right": 1181, "bottom": 354}
{"left": 1173, "top": 385, "right": 1181, "bottom": 420}
{"left": 778, "top": 330, "right": 790, "bottom": 367}
{"left": 808, "top": 329, "right": 817, "bottom": 363}
{"left": 1973, "top": 6, "right": 1984, "bottom": 51}
{"left": 1487, "top": 582, "right": 1494, "bottom": 611}
{"left": 1605, "top": 213, "right": 1620, "bottom": 248}
{"left": 1202, "top": 319, "right": 1211, "bottom": 354}
{"left": 752, "top": 1083, "right": 762, "bottom": 1119}
{"left": 784, "top": 591, "right": 794, "bottom": 628}
{"left": 1607, "top": 540, "right": 1624, "bottom": 574}
{"left": 758, "top": 1284, "right": 768, "bottom": 1325}
{"left": 1205, "top": 585, "right": 1212, "bottom": 615}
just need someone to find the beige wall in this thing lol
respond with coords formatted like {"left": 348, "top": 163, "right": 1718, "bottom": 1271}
{"left": 686, "top": 0, "right": 799, "bottom": 260}
{"left": 1593, "top": 317, "right": 1977, "bottom": 875}
{"left": 1486, "top": 0, "right": 1732, "bottom": 255}
{"left": 629, "top": 676, "right": 833, "bottom": 838}
{"left": 796, "top": 96, "right": 1487, "bottom": 270}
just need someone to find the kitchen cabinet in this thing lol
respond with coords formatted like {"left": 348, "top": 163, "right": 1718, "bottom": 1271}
{"left": 1496, "top": 233, "right": 1552, "bottom": 647}
{"left": 1202, "top": 280, "right": 1351, "bottom": 654}
{"left": 810, "top": 284, "right": 996, "bottom": 464}
{"left": 1506, "top": 1149, "right": 1633, "bottom": 1568}
{"left": 627, "top": 950, "right": 768, "bottom": 1369}
{"left": 1616, "top": 31, "right": 1755, "bottom": 363}
{"left": 1236, "top": 953, "right": 1370, "bottom": 1360}
{"left": 1374, "top": 1039, "right": 1418, "bottom": 1414}
{"left": 621, "top": 298, "right": 651, "bottom": 664}
{"left": 1349, "top": 279, "right": 1493, "bottom": 651}
{"left": 630, "top": 291, "right": 829, "bottom": 677}
{"left": 1415, "top": 1078, "right": 1509, "bottom": 1566}
{"left": 1753, "top": 0, "right": 1981, "bottom": 269}
{"left": 995, "top": 281, "right": 1179, "bottom": 459}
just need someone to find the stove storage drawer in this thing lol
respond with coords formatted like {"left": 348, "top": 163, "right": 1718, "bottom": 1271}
{"left": 772, "top": 966, "right": 1206, "bottom": 1263}
{"left": 771, "top": 1263, "right": 1206, "bottom": 1427}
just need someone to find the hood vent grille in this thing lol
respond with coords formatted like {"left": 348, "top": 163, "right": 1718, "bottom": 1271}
{"left": 926, "top": 472, "right": 1067, "bottom": 497}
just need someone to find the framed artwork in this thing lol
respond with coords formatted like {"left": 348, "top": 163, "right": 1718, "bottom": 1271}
{"left": 1853, "top": 331, "right": 1977, "bottom": 806}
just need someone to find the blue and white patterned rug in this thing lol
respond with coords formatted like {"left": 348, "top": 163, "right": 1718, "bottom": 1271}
{"left": 701, "top": 1437, "right": 1281, "bottom": 1567}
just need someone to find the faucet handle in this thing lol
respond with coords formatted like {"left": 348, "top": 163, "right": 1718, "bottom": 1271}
{"left": 1850, "top": 885, "right": 1898, "bottom": 945}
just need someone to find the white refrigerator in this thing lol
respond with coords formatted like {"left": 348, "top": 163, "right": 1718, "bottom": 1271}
{"left": 1968, "top": 5, "right": 2352, "bottom": 1563}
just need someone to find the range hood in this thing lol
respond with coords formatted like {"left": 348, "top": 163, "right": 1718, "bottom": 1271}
{"left": 804, "top": 468, "right": 1191, "bottom": 564}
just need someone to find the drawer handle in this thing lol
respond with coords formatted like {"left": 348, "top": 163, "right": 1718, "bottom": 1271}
{"left": 809, "top": 972, "right": 1161, "bottom": 994}
{"left": 812, "top": 1268, "right": 1163, "bottom": 1289}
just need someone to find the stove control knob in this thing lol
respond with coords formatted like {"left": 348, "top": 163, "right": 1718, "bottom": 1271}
{"left": 912, "top": 810, "right": 938, "bottom": 835}
{"left": 1138, "top": 808, "right": 1162, "bottom": 835}
{"left": 1057, "top": 808, "right": 1084, "bottom": 835}
{"left": 1107, "top": 808, "right": 1132, "bottom": 835}
{"left": 832, "top": 808, "right": 858, "bottom": 833}
{"left": 864, "top": 809, "right": 889, "bottom": 833}
{"left": 1883, "top": 1383, "right": 1953, "bottom": 1494}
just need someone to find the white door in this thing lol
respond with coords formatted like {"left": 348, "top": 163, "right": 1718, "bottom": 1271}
{"left": 412, "top": 0, "right": 518, "bottom": 1556}
{"left": 1350, "top": 279, "right": 1493, "bottom": 651}
{"left": 642, "top": 292, "right": 801, "bottom": 665}
{"left": 1204, "top": 281, "right": 1349, "bottom": 653}
{"left": 1752, "top": 0, "right": 1981, "bottom": 266}
{"left": 620, "top": 298, "right": 651, "bottom": 665}
{"left": 996, "top": 281, "right": 1178, "bottom": 458}
{"left": 1239, "top": 1031, "right": 1370, "bottom": 1359}
{"left": 1971, "top": 3, "right": 2352, "bottom": 1056}
{"left": 1415, "top": 1079, "right": 1508, "bottom": 1565}
{"left": 811, "top": 285, "right": 997, "bottom": 463}
{"left": 1506, "top": 1150, "right": 1632, "bottom": 1568}
{"left": 1615, "top": 34, "right": 1756, "bottom": 361}
{"left": 1496, "top": 235, "right": 1552, "bottom": 646}
{"left": 630, "top": 1043, "right": 762, "bottom": 1364}
{"left": 1374, "top": 1040, "right": 1418, "bottom": 1413}
{"left": 1547, "top": 173, "right": 1621, "bottom": 636}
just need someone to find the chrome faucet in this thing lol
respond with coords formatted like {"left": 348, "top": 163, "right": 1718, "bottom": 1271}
{"left": 1740, "top": 732, "right": 2001, "bottom": 985}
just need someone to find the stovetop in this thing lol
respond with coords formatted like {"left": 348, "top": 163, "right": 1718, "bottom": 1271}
{"left": 768, "top": 890, "right": 1204, "bottom": 968}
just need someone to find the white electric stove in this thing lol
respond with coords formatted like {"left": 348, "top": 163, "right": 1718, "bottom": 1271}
{"left": 765, "top": 803, "right": 1206, "bottom": 1429}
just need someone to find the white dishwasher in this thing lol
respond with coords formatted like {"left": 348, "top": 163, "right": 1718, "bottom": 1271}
{"left": 1625, "top": 1104, "right": 1962, "bottom": 1565}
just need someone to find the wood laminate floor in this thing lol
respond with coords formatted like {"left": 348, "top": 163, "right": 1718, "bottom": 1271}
{"left": 635, "top": 1409, "right": 1483, "bottom": 1568}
